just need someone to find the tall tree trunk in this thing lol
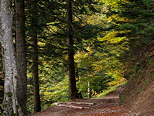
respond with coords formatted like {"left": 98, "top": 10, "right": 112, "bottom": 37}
{"left": 0, "top": 0, "right": 22, "bottom": 115}
{"left": 15, "top": 0, "right": 27, "bottom": 115}
{"left": 67, "top": 0, "right": 80, "bottom": 100}
{"left": 30, "top": 0, "right": 41, "bottom": 112}
{"left": 32, "top": 33, "right": 41, "bottom": 112}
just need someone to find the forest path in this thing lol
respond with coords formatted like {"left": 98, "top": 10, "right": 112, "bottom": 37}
{"left": 29, "top": 86, "right": 137, "bottom": 116}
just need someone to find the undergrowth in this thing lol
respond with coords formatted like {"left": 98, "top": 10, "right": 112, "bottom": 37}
{"left": 95, "top": 81, "right": 126, "bottom": 98}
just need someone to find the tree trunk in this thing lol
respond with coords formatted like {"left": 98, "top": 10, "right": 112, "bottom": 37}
{"left": 15, "top": 0, "right": 27, "bottom": 115}
{"left": 0, "top": 45, "right": 4, "bottom": 114}
{"left": 0, "top": 0, "right": 22, "bottom": 115}
{"left": 30, "top": 0, "right": 41, "bottom": 112}
{"left": 32, "top": 33, "right": 41, "bottom": 112}
{"left": 87, "top": 81, "right": 91, "bottom": 98}
{"left": 67, "top": 0, "right": 80, "bottom": 100}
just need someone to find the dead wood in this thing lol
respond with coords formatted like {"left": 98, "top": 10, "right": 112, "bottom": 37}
{"left": 54, "top": 103, "right": 84, "bottom": 109}
{"left": 58, "top": 102, "right": 95, "bottom": 105}
{"left": 53, "top": 102, "right": 94, "bottom": 109}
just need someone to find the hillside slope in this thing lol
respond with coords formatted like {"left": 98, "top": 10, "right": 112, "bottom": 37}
{"left": 120, "top": 41, "right": 154, "bottom": 115}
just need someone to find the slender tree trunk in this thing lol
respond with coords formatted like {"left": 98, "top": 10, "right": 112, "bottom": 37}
{"left": 32, "top": 33, "right": 41, "bottom": 112}
{"left": 30, "top": 0, "right": 41, "bottom": 112}
{"left": 0, "top": 0, "right": 22, "bottom": 115}
{"left": 67, "top": 0, "right": 80, "bottom": 100}
{"left": 15, "top": 0, "right": 27, "bottom": 115}
{"left": 0, "top": 45, "right": 4, "bottom": 114}
{"left": 87, "top": 81, "right": 91, "bottom": 98}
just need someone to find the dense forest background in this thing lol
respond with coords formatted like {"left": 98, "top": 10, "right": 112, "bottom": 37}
{"left": 0, "top": 0, "right": 153, "bottom": 115}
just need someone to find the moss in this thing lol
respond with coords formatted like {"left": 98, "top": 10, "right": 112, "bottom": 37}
{"left": 120, "top": 95, "right": 126, "bottom": 102}
{"left": 148, "top": 73, "right": 153, "bottom": 78}
{"left": 7, "top": 92, "right": 13, "bottom": 97}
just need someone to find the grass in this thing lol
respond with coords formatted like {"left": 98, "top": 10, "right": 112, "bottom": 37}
{"left": 95, "top": 81, "right": 127, "bottom": 98}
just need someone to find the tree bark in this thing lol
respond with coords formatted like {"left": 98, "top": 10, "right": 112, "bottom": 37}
{"left": 32, "top": 33, "right": 41, "bottom": 112}
{"left": 15, "top": 0, "right": 27, "bottom": 115}
{"left": 30, "top": 0, "right": 41, "bottom": 112}
{"left": 0, "top": 45, "right": 4, "bottom": 114}
{"left": 67, "top": 0, "right": 80, "bottom": 100}
{"left": 0, "top": 0, "right": 22, "bottom": 115}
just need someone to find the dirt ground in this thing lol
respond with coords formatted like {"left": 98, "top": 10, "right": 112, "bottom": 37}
{"left": 122, "top": 82, "right": 154, "bottom": 116}
{"left": 29, "top": 86, "right": 139, "bottom": 116}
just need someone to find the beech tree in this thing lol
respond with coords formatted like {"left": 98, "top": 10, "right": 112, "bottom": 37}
{"left": 0, "top": 0, "right": 22, "bottom": 115}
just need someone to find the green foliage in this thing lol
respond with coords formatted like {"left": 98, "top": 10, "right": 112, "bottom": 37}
{"left": 26, "top": 0, "right": 101, "bottom": 111}
{"left": 25, "top": 0, "right": 154, "bottom": 113}
{"left": 40, "top": 77, "right": 69, "bottom": 109}
{"left": 74, "top": 40, "right": 126, "bottom": 97}
{"left": 96, "top": 82, "right": 126, "bottom": 98}
{"left": 77, "top": 74, "right": 114, "bottom": 97}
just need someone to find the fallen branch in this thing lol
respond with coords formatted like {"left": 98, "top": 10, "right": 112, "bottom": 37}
{"left": 54, "top": 102, "right": 94, "bottom": 109}
{"left": 54, "top": 103, "right": 84, "bottom": 109}
{"left": 58, "top": 102, "right": 95, "bottom": 105}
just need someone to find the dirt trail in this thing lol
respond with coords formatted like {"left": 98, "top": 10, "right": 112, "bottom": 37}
{"left": 29, "top": 86, "right": 138, "bottom": 116}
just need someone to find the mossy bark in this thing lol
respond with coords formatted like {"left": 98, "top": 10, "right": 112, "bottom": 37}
{"left": 0, "top": 0, "right": 22, "bottom": 115}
